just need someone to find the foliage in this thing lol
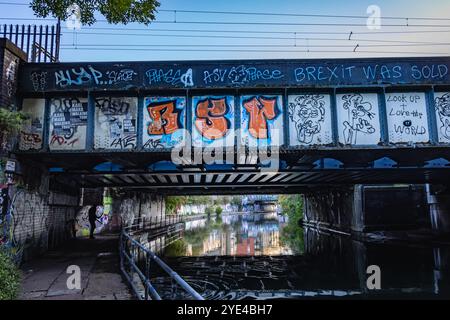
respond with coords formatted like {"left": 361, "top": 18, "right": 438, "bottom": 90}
{"left": 165, "top": 196, "right": 187, "bottom": 215}
{"left": 164, "top": 239, "right": 187, "bottom": 257}
{"left": 231, "top": 196, "right": 242, "bottom": 210}
{"left": 279, "top": 194, "right": 304, "bottom": 254}
{"left": 0, "top": 248, "right": 21, "bottom": 300}
{"left": 0, "top": 108, "right": 28, "bottom": 135}
{"left": 215, "top": 206, "right": 223, "bottom": 215}
{"left": 30, "top": 0, "right": 160, "bottom": 26}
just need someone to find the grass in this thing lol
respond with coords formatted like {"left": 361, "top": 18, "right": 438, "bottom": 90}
{"left": 0, "top": 248, "right": 21, "bottom": 300}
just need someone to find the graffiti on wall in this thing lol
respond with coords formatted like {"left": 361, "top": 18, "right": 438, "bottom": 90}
{"left": 30, "top": 71, "right": 48, "bottom": 91}
{"left": 386, "top": 92, "right": 429, "bottom": 143}
{"left": 75, "top": 205, "right": 109, "bottom": 237}
{"left": 192, "top": 96, "right": 234, "bottom": 147}
{"left": 19, "top": 99, "right": 45, "bottom": 150}
{"left": 54, "top": 66, "right": 137, "bottom": 88}
{"left": 144, "top": 96, "right": 186, "bottom": 149}
{"left": 288, "top": 94, "right": 333, "bottom": 146}
{"left": 435, "top": 92, "right": 450, "bottom": 143}
{"left": 240, "top": 95, "right": 283, "bottom": 147}
{"left": 337, "top": 93, "right": 380, "bottom": 145}
{"left": 0, "top": 189, "right": 48, "bottom": 262}
{"left": 49, "top": 97, "right": 88, "bottom": 150}
{"left": 202, "top": 65, "right": 283, "bottom": 86}
{"left": 94, "top": 97, "right": 137, "bottom": 149}
{"left": 145, "top": 68, "right": 194, "bottom": 87}
{"left": 5, "top": 57, "right": 18, "bottom": 97}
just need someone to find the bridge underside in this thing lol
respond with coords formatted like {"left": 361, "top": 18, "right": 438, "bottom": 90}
{"left": 18, "top": 147, "right": 450, "bottom": 194}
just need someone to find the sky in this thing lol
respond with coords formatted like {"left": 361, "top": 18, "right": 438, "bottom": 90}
{"left": 0, "top": 0, "right": 450, "bottom": 62}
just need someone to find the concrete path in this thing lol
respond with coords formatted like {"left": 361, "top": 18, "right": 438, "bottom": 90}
{"left": 19, "top": 233, "right": 133, "bottom": 300}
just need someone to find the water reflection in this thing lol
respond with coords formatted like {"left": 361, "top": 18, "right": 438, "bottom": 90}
{"left": 151, "top": 213, "right": 450, "bottom": 299}
{"left": 174, "top": 212, "right": 292, "bottom": 257}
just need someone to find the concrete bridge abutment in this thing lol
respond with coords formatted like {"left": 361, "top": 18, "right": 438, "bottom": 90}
{"left": 109, "top": 189, "right": 166, "bottom": 229}
{"left": 303, "top": 184, "right": 430, "bottom": 236}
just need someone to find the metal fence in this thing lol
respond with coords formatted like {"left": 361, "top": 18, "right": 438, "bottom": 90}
{"left": 1, "top": 22, "right": 61, "bottom": 62}
{"left": 127, "top": 215, "right": 182, "bottom": 232}
{"left": 119, "top": 229, "right": 204, "bottom": 300}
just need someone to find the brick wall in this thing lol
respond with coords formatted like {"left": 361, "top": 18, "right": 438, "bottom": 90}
{"left": 0, "top": 38, "right": 26, "bottom": 108}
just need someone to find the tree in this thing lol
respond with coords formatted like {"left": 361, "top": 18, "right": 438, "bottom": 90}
{"left": 30, "top": 0, "right": 160, "bottom": 26}
{"left": 215, "top": 206, "right": 223, "bottom": 215}
{"left": 279, "top": 194, "right": 304, "bottom": 254}
{"left": 165, "top": 196, "right": 187, "bottom": 215}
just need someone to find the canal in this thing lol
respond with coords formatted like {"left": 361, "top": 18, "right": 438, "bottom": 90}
{"left": 133, "top": 202, "right": 450, "bottom": 300}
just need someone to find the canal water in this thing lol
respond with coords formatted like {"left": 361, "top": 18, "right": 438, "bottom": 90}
{"left": 144, "top": 212, "right": 450, "bottom": 299}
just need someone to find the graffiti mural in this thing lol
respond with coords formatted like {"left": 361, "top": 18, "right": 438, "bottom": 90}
{"left": 288, "top": 94, "right": 332, "bottom": 146}
{"left": 144, "top": 96, "right": 186, "bottom": 149}
{"left": 192, "top": 96, "right": 234, "bottom": 147}
{"left": 94, "top": 97, "right": 137, "bottom": 149}
{"left": 435, "top": 92, "right": 450, "bottom": 143}
{"left": 240, "top": 95, "right": 283, "bottom": 147}
{"left": 75, "top": 205, "right": 109, "bottom": 237}
{"left": 49, "top": 97, "right": 88, "bottom": 150}
{"left": 19, "top": 99, "right": 45, "bottom": 151}
{"left": 337, "top": 93, "right": 380, "bottom": 145}
{"left": 386, "top": 92, "right": 429, "bottom": 143}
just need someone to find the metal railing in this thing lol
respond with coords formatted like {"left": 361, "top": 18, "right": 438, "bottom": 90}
{"left": 119, "top": 229, "right": 204, "bottom": 300}
{"left": 128, "top": 215, "right": 182, "bottom": 232}
{"left": 1, "top": 23, "right": 61, "bottom": 62}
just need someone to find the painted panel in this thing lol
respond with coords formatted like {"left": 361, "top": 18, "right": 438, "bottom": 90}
{"left": 336, "top": 93, "right": 381, "bottom": 145}
{"left": 21, "top": 58, "right": 450, "bottom": 93}
{"left": 240, "top": 95, "right": 284, "bottom": 147}
{"left": 49, "top": 97, "right": 88, "bottom": 150}
{"left": 94, "top": 97, "right": 137, "bottom": 150}
{"left": 19, "top": 99, "right": 45, "bottom": 150}
{"left": 143, "top": 96, "right": 186, "bottom": 149}
{"left": 288, "top": 94, "right": 333, "bottom": 146}
{"left": 192, "top": 96, "right": 235, "bottom": 148}
{"left": 386, "top": 92, "right": 429, "bottom": 143}
{"left": 435, "top": 92, "right": 450, "bottom": 143}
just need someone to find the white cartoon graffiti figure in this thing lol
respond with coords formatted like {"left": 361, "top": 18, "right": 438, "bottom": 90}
{"left": 435, "top": 93, "right": 450, "bottom": 141}
{"left": 341, "top": 94, "right": 376, "bottom": 144}
{"left": 288, "top": 94, "right": 326, "bottom": 144}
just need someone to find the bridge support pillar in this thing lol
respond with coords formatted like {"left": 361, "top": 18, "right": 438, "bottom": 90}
{"left": 110, "top": 189, "right": 165, "bottom": 228}
{"left": 303, "top": 187, "right": 354, "bottom": 233}
{"left": 426, "top": 184, "right": 450, "bottom": 234}
{"left": 304, "top": 184, "right": 428, "bottom": 235}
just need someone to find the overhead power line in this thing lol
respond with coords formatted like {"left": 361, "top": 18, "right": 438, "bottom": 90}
{"left": 61, "top": 31, "right": 450, "bottom": 45}
{"left": 2, "top": 17, "right": 450, "bottom": 28}
{"left": 157, "top": 9, "right": 450, "bottom": 21}
{"left": 62, "top": 27, "right": 450, "bottom": 35}
{"left": 1, "top": 3, "right": 450, "bottom": 21}
{"left": 60, "top": 43, "right": 450, "bottom": 48}
{"left": 57, "top": 47, "right": 447, "bottom": 55}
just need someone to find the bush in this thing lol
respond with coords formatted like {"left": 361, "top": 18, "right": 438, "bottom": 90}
{"left": 0, "top": 108, "right": 28, "bottom": 134}
{"left": 0, "top": 249, "right": 21, "bottom": 300}
{"left": 215, "top": 206, "right": 223, "bottom": 215}
{"left": 164, "top": 239, "right": 187, "bottom": 257}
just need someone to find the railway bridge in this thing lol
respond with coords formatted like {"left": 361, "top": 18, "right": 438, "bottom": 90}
{"left": 1, "top": 38, "right": 450, "bottom": 262}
